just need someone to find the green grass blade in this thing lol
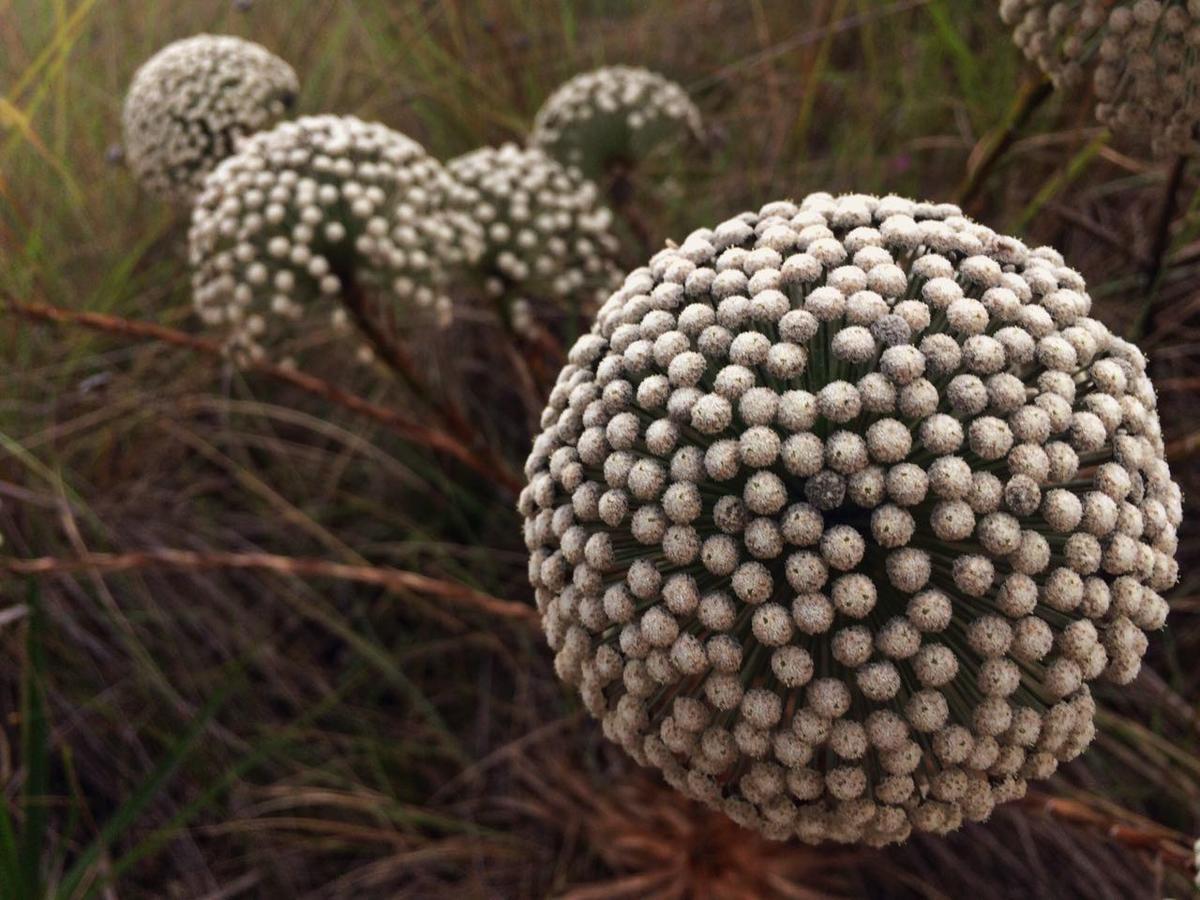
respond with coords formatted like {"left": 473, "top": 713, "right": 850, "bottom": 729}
{"left": 104, "top": 665, "right": 367, "bottom": 882}
{"left": 924, "top": 0, "right": 984, "bottom": 126}
{"left": 1011, "top": 132, "right": 1109, "bottom": 233}
{"left": 18, "top": 580, "right": 49, "bottom": 900}
{"left": 0, "top": 800, "right": 26, "bottom": 900}
{"left": 55, "top": 672, "right": 241, "bottom": 900}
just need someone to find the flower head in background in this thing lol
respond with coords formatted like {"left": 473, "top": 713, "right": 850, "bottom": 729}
{"left": 520, "top": 192, "right": 1180, "bottom": 845}
{"left": 188, "top": 115, "right": 482, "bottom": 366}
{"left": 530, "top": 66, "right": 703, "bottom": 179}
{"left": 122, "top": 34, "right": 298, "bottom": 201}
{"left": 447, "top": 143, "right": 623, "bottom": 337}
{"left": 1001, "top": 0, "right": 1200, "bottom": 156}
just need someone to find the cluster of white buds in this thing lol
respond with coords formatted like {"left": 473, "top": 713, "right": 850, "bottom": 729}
{"left": 188, "top": 115, "right": 483, "bottom": 367}
{"left": 122, "top": 35, "right": 298, "bottom": 201}
{"left": 447, "top": 144, "right": 623, "bottom": 338}
{"left": 1000, "top": 0, "right": 1200, "bottom": 156}
{"left": 520, "top": 192, "right": 1180, "bottom": 845}
{"left": 530, "top": 66, "right": 704, "bottom": 178}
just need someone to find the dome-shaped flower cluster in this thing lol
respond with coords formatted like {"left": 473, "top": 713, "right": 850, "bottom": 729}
{"left": 122, "top": 34, "right": 298, "bottom": 201}
{"left": 188, "top": 115, "right": 483, "bottom": 366}
{"left": 1000, "top": 0, "right": 1200, "bottom": 156}
{"left": 530, "top": 66, "right": 703, "bottom": 177}
{"left": 519, "top": 192, "right": 1180, "bottom": 845}
{"left": 447, "top": 143, "right": 623, "bottom": 337}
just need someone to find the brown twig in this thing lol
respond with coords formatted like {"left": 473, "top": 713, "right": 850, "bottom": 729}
{"left": 956, "top": 76, "right": 1054, "bottom": 212}
{"left": 4, "top": 294, "right": 523, "bottom": 492}
{"left": 2, "top": 549, "right": 540, "bottom": 626}
{"left": 1163, "top": 427, "right": 1200, "bottom": 462}
{"left": 1135, "top": 154, "right": 1189, "bottom": 341}
{"left": 1020, "top": 790, "right": 1195, "bottom": 873}
{"left": 606, "top": 161, "right": 654, "bottom": 260}
{"left": 1046, "top": 202, "right": 1150, "bottom": 268}
{"left": 333, "top": 277, "right": 525, "bottom": 493}
{"left": 337, "top": 276, "right": 484, "bottom": 443}
{"left": 1158, "top": 375, "right": 1200, "bottom": 393}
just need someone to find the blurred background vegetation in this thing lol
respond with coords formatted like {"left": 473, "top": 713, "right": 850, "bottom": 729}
{"left": 0, "top": 0, "right": 1198, "bottom": 896}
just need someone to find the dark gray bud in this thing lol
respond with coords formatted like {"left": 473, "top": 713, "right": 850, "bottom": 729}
{"left": 805, "top": 469, "right": 846, "bottom": 511}
{"left": 871, "top": 314, "right": 912, "bottom": 348}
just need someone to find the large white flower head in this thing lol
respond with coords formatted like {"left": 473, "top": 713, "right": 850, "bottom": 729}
{"left": 122, "top": 34, "right": 298, "bottom": 201}
{"left": 530, "top": 66, "right": 704, "bottom": 178}
{"left": 519, "top": 192, "right": 1181, "bottom": 846}
{"left": 188, "top": 115, "right": 483, "bottom": 366}
{"left": 1000, "top": 0, "right": 1200, "bottom": 156}
{"left": 447, "top": 143, "right": 623, "bottom": 337}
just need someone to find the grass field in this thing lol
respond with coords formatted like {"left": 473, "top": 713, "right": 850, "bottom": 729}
{"left": 2, "top": 0, "right": 1199, "bottom": 896}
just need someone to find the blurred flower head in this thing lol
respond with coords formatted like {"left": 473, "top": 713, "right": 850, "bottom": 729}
{"left": 122, "top": 34, "right": 298, "bottom": 201}
{"left": 530, "top": 66, "right": 704, "bottom": 178}
{"left": 520, "top": 192, "right": 1180, "bottom": 845}
{"left": 1001, "top": 0, "right": 1200, "bottom": 156}
{"left": 188, "top": 115, "right": 483, "bottom": 366}
{"left": 448, "top": 143, "right": 623, "bottom": 337}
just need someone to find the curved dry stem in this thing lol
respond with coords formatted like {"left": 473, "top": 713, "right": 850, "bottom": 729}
{"left": 1019, "top": 790, "right": 1195, "bottom": 874}
{"left": 4, "top": 293, "right": 523, "bottom": 492}
{"left": 956, "top": 76, "right": 1053, "bottom": 212}
{"left": 2, "top": 549, "right": 539, "bottom": 626}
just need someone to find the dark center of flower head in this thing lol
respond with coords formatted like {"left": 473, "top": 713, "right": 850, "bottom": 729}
{"left": 519, "top": 192, "right": 1181, "bottom": 846}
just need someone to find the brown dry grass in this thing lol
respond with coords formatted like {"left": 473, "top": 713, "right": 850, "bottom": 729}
{"left": 1, "top": 0, "right": 1199, "bottom": 897}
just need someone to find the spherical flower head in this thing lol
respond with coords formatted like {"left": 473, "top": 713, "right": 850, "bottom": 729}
{"left": 529, "top": 66, "right": 704, "bottom": 178}
{"left": 188, "top": 115, "right": 483, "bottom": 366}
{"left": 520, "top": 192, "right": 1180, "bottom": 846}
{"left": 447, "top": 143, "right": 622, "bottom": 337}
{"left": 122, "top": 35, "right": 298, "bottom": 201}
{"left": 1000, "top": 0, "right": 1200, "bottom": 156}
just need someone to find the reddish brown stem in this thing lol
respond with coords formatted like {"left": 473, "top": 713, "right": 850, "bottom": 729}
{"left": 606, "top": 162, "right": 654, "bottom": 260}
{"left": 3, "top": 549, "right": 539, "bottom": 626}
{"left": 1020, "top": 790, "right": 1195, "bottom": 873}
{"left": 1136, "top": 154, "right": 1189, "bottom": 342}
{"left": 5, "top": 294, "right": 522, "bottom": 492}
{"left": 337, "top": 277, "right": 502, "bottom": 458}
{"left": 339, "top": 280, "right": 442, "bottom": 406}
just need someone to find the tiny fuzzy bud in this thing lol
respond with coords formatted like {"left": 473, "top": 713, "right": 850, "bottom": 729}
{"left": 831, "top": 573, "right": 877, "bottom": 618}
{"left": 832, "top": 326, "right": 877, "bottom": 363}
{"left": 771, "top": 645, "right": 814, "bottom": 688}
{"left": 818, "top": 381, "right": 862, "bottom": 423}
{"left": 821, "top": 525, "right": 866, "bottom": 571}
{"left": 871, "top": 504, "right": 915, "bottom": 548}
{"left": 805, "top": 469, "right": 847, "bottom": 511}
{"left": 906, "top": 690, "right": 950, "bottom": 732}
